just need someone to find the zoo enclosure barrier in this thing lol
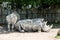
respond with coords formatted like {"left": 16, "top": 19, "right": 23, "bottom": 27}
{"left": 0, "top": 4, "right": 60, "bottom": 24}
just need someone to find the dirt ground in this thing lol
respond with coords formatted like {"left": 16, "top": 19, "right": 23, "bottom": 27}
{"left": 0, "top": 28, "right": 59, "bottom": 40}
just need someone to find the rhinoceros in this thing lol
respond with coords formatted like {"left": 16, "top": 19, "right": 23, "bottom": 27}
{"left": 6, "top": 11, "right": 20, "bottom": 31}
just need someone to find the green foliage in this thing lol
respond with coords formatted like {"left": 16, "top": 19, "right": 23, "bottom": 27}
{"left": 0, "top": 0, "right": 60, "bottom": 6}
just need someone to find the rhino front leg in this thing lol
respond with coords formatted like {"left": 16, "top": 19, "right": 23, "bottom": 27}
{"left": 38, "top": 27, "right": 41, "bottom": 32}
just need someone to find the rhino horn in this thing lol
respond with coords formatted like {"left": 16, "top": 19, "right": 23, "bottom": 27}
{"left": 50, "top": 24, "right": 53, "bottom": 29}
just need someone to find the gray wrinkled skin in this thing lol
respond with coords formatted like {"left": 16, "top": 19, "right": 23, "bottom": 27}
{"left": 15, "top": 18, "right": 53, "bottom": 32}
{"left": 15, "top": 18, "right": 44, "bottom": 32}
{"left": 15, "top": 19, "right": 32, "bottom": 32}
{"left": 6, "top": 11, "right": 20, "bottom": 31}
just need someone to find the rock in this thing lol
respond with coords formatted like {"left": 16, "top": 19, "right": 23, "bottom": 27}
{"left": 57, "top": 30, "right": 60, "bottom": 35}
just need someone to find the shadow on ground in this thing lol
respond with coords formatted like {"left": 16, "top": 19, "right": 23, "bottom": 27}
{"left": 0, "top": 25, "right": 39, "bottom": 34}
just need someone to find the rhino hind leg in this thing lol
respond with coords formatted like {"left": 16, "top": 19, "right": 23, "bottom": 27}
{"left": 8, "top": 24, "right": 10, "bottom": 31}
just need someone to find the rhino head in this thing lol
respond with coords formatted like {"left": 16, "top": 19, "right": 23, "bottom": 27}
{"left": 41, "top": 24, "right": 53, "bottom": 32}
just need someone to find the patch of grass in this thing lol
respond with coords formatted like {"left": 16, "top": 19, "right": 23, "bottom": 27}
{"left": 55, "top": 34, "right": 60, "bottom": 39}
{"left": 55, "top": 35, "right": 60, "bottom": 39}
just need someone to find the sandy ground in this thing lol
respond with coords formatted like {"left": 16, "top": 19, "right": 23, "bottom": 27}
{"left": 0, "top": 28, "right": 59, "bottom": 40}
